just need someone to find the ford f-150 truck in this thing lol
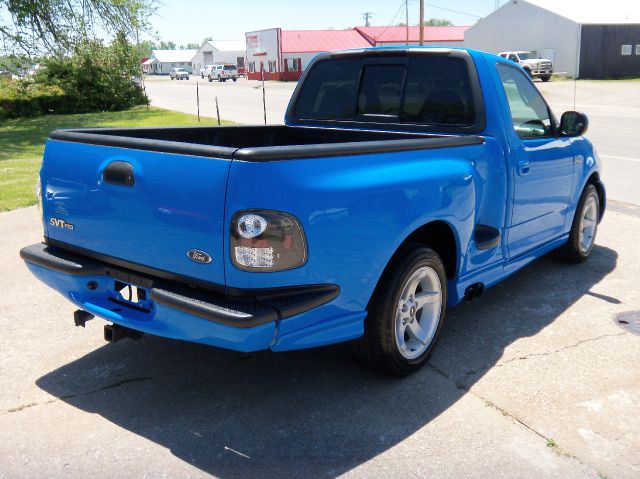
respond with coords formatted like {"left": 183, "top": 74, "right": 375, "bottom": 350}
{"left": 21, "top": 48, "right": 605, "bottom": 375}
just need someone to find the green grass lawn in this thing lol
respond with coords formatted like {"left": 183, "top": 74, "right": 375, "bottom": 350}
{"left": 0, "top": 106, "right": 230, "bottom": 211}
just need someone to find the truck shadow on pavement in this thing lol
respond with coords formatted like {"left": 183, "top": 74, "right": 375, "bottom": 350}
{"left": 36, "top": 246, "right": 618, "bottom": 478}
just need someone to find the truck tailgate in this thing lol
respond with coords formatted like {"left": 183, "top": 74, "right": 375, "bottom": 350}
{"left": 41, "top": 140, "right": 230, "bottom": 286}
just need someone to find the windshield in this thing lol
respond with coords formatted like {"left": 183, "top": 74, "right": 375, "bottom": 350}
{"left": 294, "top": 54, "right": 476, "bottom": 127}
{"left": 517, "top": 52, "right": 537, "bottom": 60}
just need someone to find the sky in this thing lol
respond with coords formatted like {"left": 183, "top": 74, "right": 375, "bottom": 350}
{"left": 148, "top": 0, "right": 503, "bottom": 45}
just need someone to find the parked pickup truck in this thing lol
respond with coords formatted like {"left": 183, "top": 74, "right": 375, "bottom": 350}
{"left": 21, "top": 48, "right": 604, "bottom": 375}
{"left": 499, "top": 51, "right": 553, "bottom": 81}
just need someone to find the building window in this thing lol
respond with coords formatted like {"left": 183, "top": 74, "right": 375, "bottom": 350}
{"left": 636, "top": 45, "right": 640, "bottom": 55}
{"left": 621, "top": 44, "right": 632, "bottom": 55}
{"left": 268, "top": 60, "right": 276, "bottom": 72}
{"left": 287, "top": 58, "right": 299, "bottom": 72}
{"left": 249, "top": 61, "right": 255, "bottom": 73}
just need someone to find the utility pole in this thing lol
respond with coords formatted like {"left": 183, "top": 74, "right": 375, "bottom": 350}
{"left": 405, "top": 0, "right": 409, "bottom": 45}
{"left": 419, "top": 0, "right": 425, "bottom": 46}
{"left": 363, "top": 12, "right": 372, "bottom": 27}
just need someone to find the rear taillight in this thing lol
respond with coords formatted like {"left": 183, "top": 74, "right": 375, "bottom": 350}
{"left": 230, "top": 210, "right": 307, "bottom": 271}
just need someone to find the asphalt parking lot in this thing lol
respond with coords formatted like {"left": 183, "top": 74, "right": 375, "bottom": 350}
{"left": 2, "top": 77, "right": 640, "bottom": 478}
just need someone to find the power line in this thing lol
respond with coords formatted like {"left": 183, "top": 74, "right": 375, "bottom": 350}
{"left": 375, "top": 0, "right": 406, "bottom": 41}
{"left": 425, "top": 2, "right": 482, "bottom": 19}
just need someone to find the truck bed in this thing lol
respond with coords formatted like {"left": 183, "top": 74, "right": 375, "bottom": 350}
{"left": 50, "top": 125, "right": 484, "bottom": 161}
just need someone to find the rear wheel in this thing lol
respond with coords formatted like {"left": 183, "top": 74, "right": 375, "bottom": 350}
{"left": 218, "top": 75, "right": 222, "bottom": 82}
{"left": 208, "top": 75, "right": 213, "bottom": 82}
{"left": 557, "top": 184, "right": 600, "bottom": 262}
{"left": 352, "top": 246, "right": 447, "bottom": 376}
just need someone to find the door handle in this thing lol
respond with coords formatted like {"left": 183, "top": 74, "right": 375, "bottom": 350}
{"left": 103, "top": 161, "right": 135, "bottom": 187}
{"left": 517, "top": 160, "right": 531, "bottom": 176}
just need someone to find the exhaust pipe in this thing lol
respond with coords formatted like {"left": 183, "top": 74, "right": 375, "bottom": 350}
{"left": 104, "top": 324, "right": 144, "bottom": 343}
{"left": 464, "top": 283, "right": 485, "bottom": 302}
{"left": 74, "top": 309, "right": 94, "bottom": 327}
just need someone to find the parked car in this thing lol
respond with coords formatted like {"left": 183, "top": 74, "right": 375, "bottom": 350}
{"left": 200, "top": 64, "right": 215, "bottom": 79}
{"left": 208, "top": 64, "right": 238, "bottom": 82}
{"left": 499, "top": 51, "right": 553, "bottom": 81}
{"left": 22, "top": 47, "right": 604, "bottom": 376}
{"left": 169, "top": 67, "right": 189, "bottom": 80}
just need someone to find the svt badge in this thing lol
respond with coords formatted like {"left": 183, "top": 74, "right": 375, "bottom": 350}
{"left": 49, "top": 217, "right": 74, "bottom": 230}
{"left": 187, "top": 249, "right": 212, "bottom": 264}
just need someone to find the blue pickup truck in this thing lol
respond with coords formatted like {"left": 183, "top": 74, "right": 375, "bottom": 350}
{"left": 21, "top": 48, "right": 604, "bottom": 375}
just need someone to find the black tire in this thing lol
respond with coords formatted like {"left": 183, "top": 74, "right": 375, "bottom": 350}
{"left": 208, "top": 76, "right": 213, "bottom": 83}
{"left": 232, "top": 77, "right": 237, "bottom": 82}
{"left": 351, "top": 246, "right": 447, "bottom": 376}
{"left": 541, "top": 75, "right": 551, "bottom": 82}
{"left": 556, "top": 184, "right": 600, "bottom": 263}
{"left": 170, "top": 77, "right": 174, "bottom": 80}
{"left": 218, "top": 75, "right": 222, "bottom": 82}
{"left": 201, "top": 74, "right": 204, "bottom": 79}
{"left": 524, "top": 67, "right": 532, "bottom": 78}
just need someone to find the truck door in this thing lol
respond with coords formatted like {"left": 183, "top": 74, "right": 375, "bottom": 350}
{"left": 496, "top": 63, "right": 575, "bottom": 258}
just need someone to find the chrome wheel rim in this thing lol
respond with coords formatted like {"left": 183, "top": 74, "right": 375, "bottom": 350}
{"left": 395, "top": 266, "right": 443, "bottom": 360}
{"left": 579, "top": 195, "right": 598, "bottom": 254}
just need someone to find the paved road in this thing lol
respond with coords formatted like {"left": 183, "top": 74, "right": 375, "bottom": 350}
{"left": 2, "top": 205, "right": 640, "bottom": 477}
{"left": 144, "top": 76, "right": 640, "bottom": 207}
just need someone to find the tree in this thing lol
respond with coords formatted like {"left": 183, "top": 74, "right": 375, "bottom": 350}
{"left": 156, "top": 40, "right": 176, "bottom": 50}
{"left": 423, "top": 18, "right": 453, "bottom": 26}
{"left": 1, "top": 0, "right": 154, "bottom": 55}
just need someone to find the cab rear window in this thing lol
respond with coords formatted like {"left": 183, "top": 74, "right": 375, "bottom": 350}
{"left": 294, "top": 54, "right": 477, "bottom": 128}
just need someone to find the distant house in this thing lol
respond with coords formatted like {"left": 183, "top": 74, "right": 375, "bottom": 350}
{"left": 354, "top": 25, "right": 468, "bottom": 47}
{"left": 142, "top": 49, "right": 197, "bottom": 75}
{"left": 191, "top": 40, "right": 246, "bottom": 76}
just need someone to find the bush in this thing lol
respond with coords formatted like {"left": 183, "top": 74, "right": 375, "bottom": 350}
{"left": 0, "top": 79, "right": 71, "bottom": 118}
{"left": 0, "top": 33, "right": 148, "bottom": 119}
{"left": 41, "top": 34, "right": 148, "bottom": 113}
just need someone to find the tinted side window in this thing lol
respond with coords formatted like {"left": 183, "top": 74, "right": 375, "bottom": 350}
{"left": 497, "top": 63, "right": 552, "bottom": 138}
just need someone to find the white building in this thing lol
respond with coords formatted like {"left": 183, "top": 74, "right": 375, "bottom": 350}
{"left": 464, "top": 0, "right": 640, "bottom": 78}
{"left": 245, "top": 28, "right": 371, "bottom": 81}
{"left": 142, "top": 49, "right": 197, "bottom": 75}
{"left": 191, "top": 40, "right": 246, "bottom": 77}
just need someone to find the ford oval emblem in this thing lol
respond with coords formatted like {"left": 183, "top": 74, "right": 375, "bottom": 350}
{"left": 187, "top": 249, "right": 212, "bottom": 264}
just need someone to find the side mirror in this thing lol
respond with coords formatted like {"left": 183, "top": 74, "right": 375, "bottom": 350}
{"left": 560, "top": 111, "right": 588, "bottom": 137}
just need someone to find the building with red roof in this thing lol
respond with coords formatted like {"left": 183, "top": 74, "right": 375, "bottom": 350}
{"left": 354, "top": 26, "right": 468, "bottom": 46}
{"left": 246, "top": 28, "right": 371, "bottom": 81}
{"left": 245, "top": 25, "right": 468, "bottom": 81}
